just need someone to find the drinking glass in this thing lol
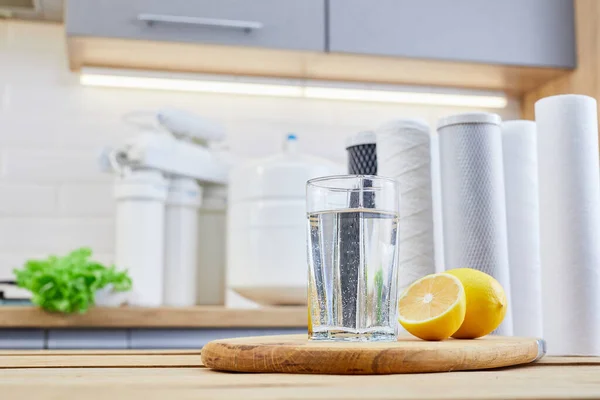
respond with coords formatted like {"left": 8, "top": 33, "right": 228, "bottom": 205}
{"left": 307, "top": 175, "right": 400, "bottom": 342}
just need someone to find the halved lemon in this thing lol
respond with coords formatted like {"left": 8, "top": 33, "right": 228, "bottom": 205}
{"left": 398, "top": 273, "right": 467, "bottom": 341}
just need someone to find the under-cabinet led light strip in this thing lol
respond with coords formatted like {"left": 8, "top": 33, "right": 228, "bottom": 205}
{"left": 80, "top": 67, "right": 508, "bottom": 109}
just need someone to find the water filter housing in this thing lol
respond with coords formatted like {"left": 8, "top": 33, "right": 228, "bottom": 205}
{"left": 196, "top": 184, "right": 228, "bottom": 305}
{"left": 164, "top": 176, "right": 203, "bottom": 306}
{"left": 114, "top": 169, "right": 168, "bottom": 307}
{"left": 227, "top": 136, "right": 341, "bottom": 305}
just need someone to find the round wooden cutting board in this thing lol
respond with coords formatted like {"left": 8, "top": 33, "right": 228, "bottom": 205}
{"left": 201, "top": 334, "right": 545, "bottom": 375}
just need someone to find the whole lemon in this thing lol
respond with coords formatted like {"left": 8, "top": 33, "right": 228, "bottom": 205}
{"left": 445, "top": 268, "right": 507, "bottom": 339}
{"left": 398, "top": 273, "right": 466, "bottom": 341}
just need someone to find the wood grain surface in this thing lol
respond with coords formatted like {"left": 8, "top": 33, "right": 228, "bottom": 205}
{"left": 0, "top": 306, "right": 307, "bottom": 328}
{"left": 0, "top": 349, "right": 202, "bottom": 369}
{"left": 0, "top": 350, "right": 599, "bottom": 399}
{"left": 68, "top": 35, "right": 568, "bottom": 95}
{"left": 201, "top": 334, "right": 543, "bottom": 375}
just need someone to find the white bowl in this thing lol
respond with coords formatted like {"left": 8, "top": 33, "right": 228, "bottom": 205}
{"left": 232, "top": 286, "right": 306, "bottom": 306}
{"left": 95, "top": 285, "right": 129, "bottom": 307}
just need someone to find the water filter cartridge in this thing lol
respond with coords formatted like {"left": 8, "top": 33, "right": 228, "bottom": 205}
{"left": 536, "top": 94, "right": 600, "bottom": 355}
{"left": 437, "top": 112, "right": 513, "bottom": 336}
{"left": 114, "top": 170, "right": 168, "bottom": 307}
{"left": 196, "top": 184, "right": 227, "bottom": 305}
{"left": 346, "top": 131, "right": 377, "bottom": 175}
{"left": 164, "top": 177, "right": 202, "bottom": 306}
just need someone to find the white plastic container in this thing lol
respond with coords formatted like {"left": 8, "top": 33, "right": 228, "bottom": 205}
{"left": 114, "top": 169, "right": 168, "bottom": 307}
{"left": 196, "top": 184, "right": 228, "bottom": 305}
{"left": 227, "top": 135, "right": 341, "bottom": 306}
{"left": 164, "top": 177, "right": 203, "bottom": 307}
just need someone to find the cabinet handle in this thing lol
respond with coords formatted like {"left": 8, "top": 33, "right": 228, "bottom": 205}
{"left": 138, "top": 14, "right": 263, "bottom": 32}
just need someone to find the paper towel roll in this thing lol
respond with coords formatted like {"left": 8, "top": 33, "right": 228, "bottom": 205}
{"left": 535, "top": 94, "right": 600, "bottom": 355}
{"left": 437, "top": 113, "right": 513, "bottom": 336}
{"left": 501, "top": 120, "right": 543, "bottom": 338}
{"left": 376, "top": 119, "right": 436, "bottom": 291}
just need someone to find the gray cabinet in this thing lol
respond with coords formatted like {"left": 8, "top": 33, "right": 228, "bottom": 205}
{"left": 329, "top": 0, "right": 575, "bottom": 68}
{"left": 0, "top": 330, "right": 44, "bottom": 349}
{"left": 66, "top": 0, "right": 325, "bottom": 52}
{"left": 47, "top": 330, "right": 128, "bottom": 349}
{"left": 130, "top": 328, "right": 305, "bottom": 349}
{"left": 0, "top": 328, "right": 307, "bottom": 349}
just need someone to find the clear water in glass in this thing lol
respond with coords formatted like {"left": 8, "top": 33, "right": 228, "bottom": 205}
{"left": 308, "top": 208, "right": 399, "bottom": 342}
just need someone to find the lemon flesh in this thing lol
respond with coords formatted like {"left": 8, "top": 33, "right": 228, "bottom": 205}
{"left": 398, "top": 273, "right": 466, "bottom": 341}
{"left": 446, "top": 268, "right": 507, "bottom": 339}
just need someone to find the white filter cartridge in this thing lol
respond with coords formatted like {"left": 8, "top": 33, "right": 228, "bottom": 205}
{"left": 164, "top": 177, "right": 202, "bottom": 307}
{"left": 114, "top": 170, "right": 168, "bottom": 307}
{"left": 535, "top": 94, "right": 600, "bottom": 355}
{"left": 437, "top": 112, "right": 513, "bottom": 336}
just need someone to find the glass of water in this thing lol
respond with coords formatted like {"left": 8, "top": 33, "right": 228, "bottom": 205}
{"left": 307, "top": 175, "right": 400, "bottom": 342}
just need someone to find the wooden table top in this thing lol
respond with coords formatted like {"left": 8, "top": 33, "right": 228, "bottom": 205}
{"left": 0, "top": 306, "right": 307, "bottom": 328}
{"left": 1, "top": 350, "right": 599, "bottom": 399}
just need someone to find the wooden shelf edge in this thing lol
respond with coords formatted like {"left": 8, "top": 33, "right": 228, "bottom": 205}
{"left": 69, "top": 36, "right": 572, "bottom": 95}
{"left": 0, "top": 306, "right": 308, "bottom": 329}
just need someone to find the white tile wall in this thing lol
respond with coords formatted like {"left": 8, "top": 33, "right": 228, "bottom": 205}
{"left": 0, "top": 20, "right": 520, "bottom": 279}
{"left": 0, "top": 218, "right": 113, "bottom": 253}
{"left": 0, "top": 184, "right": 56, "bottom": 217}
{"left": 3, "top": 148, "right": 111, "bottom": 183}
{"left": 58, "top": 183, "right": 114, "bottom": 217}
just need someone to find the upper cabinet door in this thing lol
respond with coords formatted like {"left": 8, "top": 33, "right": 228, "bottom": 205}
{"left": 66, "top": 0, "right": 326, "bottom": 52}
{"left": 329, "top": 0, "right": 575, "bottom": 68}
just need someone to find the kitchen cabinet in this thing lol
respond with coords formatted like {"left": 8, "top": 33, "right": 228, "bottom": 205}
{"left": 0, "top": 329, "right": 44, "bottom": 349}
{"left": 329, "top": 0, "right": 576, "bottom": 68}
{"left": 47, "top": 330, "right": 128, "bottom": 349}
{"left": 66, "top": 0, "right": 325, "bottom": 52}
{"left": 0, "top": 329, "right": 306, "bottom": 349}
{"left": 65, "top": 1, "right": 574, "bottom": 94}
{"left": 129, "top": 328, "right": 305, "bottom": 349}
